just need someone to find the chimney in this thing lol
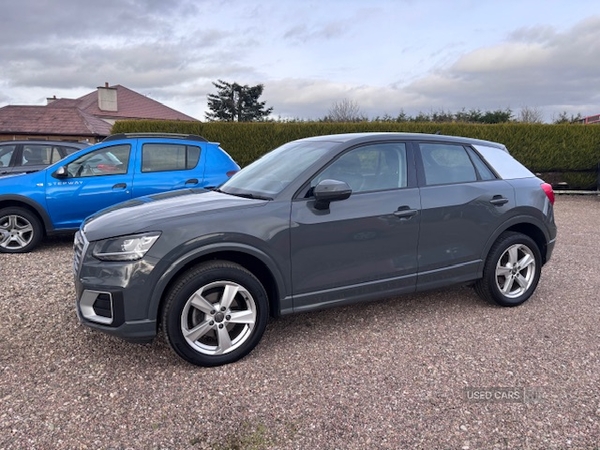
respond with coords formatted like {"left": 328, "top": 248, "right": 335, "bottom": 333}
{"left": 46, "top": 95, "right": 57, "bottom": 105}
{"left": 97, "top": 82, "right": 118, "bottom": 112}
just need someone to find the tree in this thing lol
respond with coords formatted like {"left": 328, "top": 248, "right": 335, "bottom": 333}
{"left": 431, "top": 109, "right": 454, "bottom": 123}
{"left": 454, "top": 108, "right": 483, "bottom": 123}
{"left": 480, "top": 108, "right": 513, "bottom": 124}
{"left": 553, "top": 111, "right": 582, "bottom": 124}
{"left": 325, "top": 98, "right": 366, "bottom": 122}
{"left": 206, "top": 80, "right": 273, "bottom": 122}
{"left": 518, "top": 106, "right": 544, "bottom": 123}
{"left": 411, "top": 111, "right": 432, "bottom": 122}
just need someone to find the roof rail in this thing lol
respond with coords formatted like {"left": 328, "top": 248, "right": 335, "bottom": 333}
{"left": 103, "top": 133, "right": 208, "bottom": 142}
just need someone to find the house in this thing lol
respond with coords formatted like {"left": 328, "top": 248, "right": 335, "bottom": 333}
{"left": 0, "top": 83, "right": 198, "bottom": 143}
{"left": 577, "top": 114, "right": 600, "bottom": 124}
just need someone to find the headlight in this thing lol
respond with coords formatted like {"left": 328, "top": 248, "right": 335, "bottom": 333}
{"left": 92, "top": 232, "right": 161, "bottom": 261}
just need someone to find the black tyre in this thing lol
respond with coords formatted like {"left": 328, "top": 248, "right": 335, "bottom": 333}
{"left": 162, "top": 261, "right": 269, "bottom": 367}
{"left": 475, "top": 231, "right": 542, "bottom": 307}
{"left": 0, "top": 207, "right": 43, "bottom": 253}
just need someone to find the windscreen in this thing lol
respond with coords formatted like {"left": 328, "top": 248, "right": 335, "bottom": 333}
{"left": 220, "top": 140, "right": 336, "bottom": 197}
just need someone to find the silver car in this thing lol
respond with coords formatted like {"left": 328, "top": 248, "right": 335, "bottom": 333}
{"left": 0, "top": 140, "right": 88, "bottom": 176}
{"left": 74, "top": 133, "right": 557, "bottom": 367}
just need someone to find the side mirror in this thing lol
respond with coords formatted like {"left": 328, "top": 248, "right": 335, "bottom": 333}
{"left": 53, "top": 166, "right": 68, "bottom": 178}
{"left": 313, "top": 179, "right": 352, "bottom": 210}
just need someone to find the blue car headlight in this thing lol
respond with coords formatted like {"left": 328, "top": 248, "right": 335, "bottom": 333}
{"left": 92, "top": 232, "right": 161, "bottom": 261}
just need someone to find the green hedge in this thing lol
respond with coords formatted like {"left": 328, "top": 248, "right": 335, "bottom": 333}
{"left": 112, "top": 121, "right": 600, "bottom": 189}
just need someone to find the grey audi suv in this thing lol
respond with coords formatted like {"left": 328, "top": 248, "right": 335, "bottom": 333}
{"left": 73, "top": 132, "right": 557, "bottom": 367}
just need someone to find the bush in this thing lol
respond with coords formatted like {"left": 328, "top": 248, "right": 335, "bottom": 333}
{"left": 112, "top": 121, "right": 600, "bottom": 189}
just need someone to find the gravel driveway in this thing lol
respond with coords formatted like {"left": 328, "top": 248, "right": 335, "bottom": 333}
{"left": 1, "top": 195, "right": 599, "bottom": 449}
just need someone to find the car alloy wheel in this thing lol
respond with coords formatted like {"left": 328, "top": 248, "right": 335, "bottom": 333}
{"left": 181, "top": 280, "right": 257, "bottom": 356}
{"left": 494, "top": 243, "right": 536, "bottom": 298}
{"left": 0, "top": 207, "right": 43, "bottom": 253}
{"left": 475, "top": 231, "right": 542, "bottom": 307}
{"left": 163, "top": 261, "right": 268, "bottom": 367}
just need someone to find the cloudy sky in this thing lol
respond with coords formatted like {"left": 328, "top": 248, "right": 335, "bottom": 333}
{"left": 1, "top": 0, "right": 599, "bottom": 122}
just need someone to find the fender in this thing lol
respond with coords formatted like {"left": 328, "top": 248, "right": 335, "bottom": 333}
{"left": 0, "top": 194, "right": 55, "bottom": 233}
{"left": 478, "top": 210, "right": 552, "bottom": 275}
{"left": 146, "top": 241, "right": 288, "bottom": 323}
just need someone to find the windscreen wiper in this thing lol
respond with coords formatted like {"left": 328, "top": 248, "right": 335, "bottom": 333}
{"left": 230, "top": 192, "right": 273, "bottom": 201}
{"left": 213, "top": 188, "right": 272, "bottom": 201}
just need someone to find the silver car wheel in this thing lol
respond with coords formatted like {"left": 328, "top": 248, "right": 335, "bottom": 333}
{"left": 494, "top": 243, "right": 536, "bottom": 299}
{"left": 0, "top": 214, "right": 34, "bottom": 250}
{"left": 181, "top": 280, "right": 257, "bottom": 356}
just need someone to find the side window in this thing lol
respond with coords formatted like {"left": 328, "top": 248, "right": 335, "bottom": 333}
{"left": 22, "top": 145, "right": 52, "bottom": 166}
{"left": 64, "top": 146, "right": 82, "bottom": 156}
{"left": 141, "top": 144, "right": 201, "bottom": 172}
{"left": 51, "top": 146, "right": 80, "bottom": 164}
{"left": 420, "top": 143, "right": 477, "bottom": 185}
{"left": 50, "top": 147, "right": 63, "bottom": 164}
{"left": 473, "top": 144, "right": 534, "bottom": 180}
{"left": 0, "top": 145, "right": 16, "bottom": 167}
{"left": 312, "top": 143, "right": 407, "bottom": 193}
{"left": 65, "top": 144, "right": 131, "bottom": 177}
{"left": 465, "top": 146, "right": 496, "bottom": 181}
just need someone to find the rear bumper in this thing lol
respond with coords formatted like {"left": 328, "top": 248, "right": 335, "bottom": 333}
{"left": 544, "top": 237, "right": 556, "bottom": 264}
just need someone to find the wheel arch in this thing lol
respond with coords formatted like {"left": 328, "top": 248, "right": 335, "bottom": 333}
{"left": 0, "top": 195, "right": 53, "bottom": 235}
{"left": 479, "top": 216, "right": 551, "bottom": 275}
{"left": 152, "top": 244, "right": 286, "bottom": 329}
{"left": 502, "top": 222, "right": 549, "bottom": 264}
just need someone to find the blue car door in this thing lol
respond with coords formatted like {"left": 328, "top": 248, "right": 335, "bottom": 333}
{"left": 130, "top": 141, "right": 205, "bottom": 198}
{"left": 45, "top": 143, "right": 135, "bottom": 229}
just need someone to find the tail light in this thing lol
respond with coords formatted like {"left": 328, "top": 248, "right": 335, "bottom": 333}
{"left": 541, "top": 183, "right": 555, "bottom": 205}
{"left": 226, "top": 170, "right": 238, "bottom": 178}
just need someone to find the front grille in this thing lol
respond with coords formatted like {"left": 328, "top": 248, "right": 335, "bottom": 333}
{"left": 73, "top": 230, "right": 88, "bottom": 275}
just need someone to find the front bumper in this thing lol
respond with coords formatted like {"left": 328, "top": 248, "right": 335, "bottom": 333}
{"left": 74, "top": 281, "right": 157, "bottom": 343}
{"left": 73, "top": 230, "right": 159, "bottom": 343}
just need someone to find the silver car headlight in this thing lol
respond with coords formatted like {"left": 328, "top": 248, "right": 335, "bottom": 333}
{"left": 91, "top": 232, "right": 161, "bottom": 261}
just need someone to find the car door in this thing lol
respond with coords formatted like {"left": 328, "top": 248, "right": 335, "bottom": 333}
{"left": 415, "top": 141, "right": 515, "bottom": 289}
{"left": 130, "top": 141, "right": 205, "bottom": 197}
{"left": 290, "top": 142, "right": 420, "bottom": 311}
{"left": 45, "top": 143, "right": 134, "bottom": 229}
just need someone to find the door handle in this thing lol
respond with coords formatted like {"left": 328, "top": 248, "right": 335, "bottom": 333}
{"left": 113, "top": 183, "right": 127, "bottom": 189}
{"left": 185, "top": 178, "right": 199, "bottom": 185}
{"left": 489, "top": 195, "right": 509, "bottom": 206}
{"left": 393, "top": 206, "right": 418, "bottom": 219}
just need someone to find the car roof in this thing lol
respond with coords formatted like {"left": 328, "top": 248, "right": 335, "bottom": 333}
{"left": 300, "top": 132, "right": 507, "bottom": 150}
{"left": 103, "top": 133, "right": 209, "bottom": 143}
{"left": 0, "top": 140, "right": 89, "bottom": 147}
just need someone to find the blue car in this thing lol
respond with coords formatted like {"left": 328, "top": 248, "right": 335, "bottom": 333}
{"left": 0, "top": 133, "right": 239, "bottom": 253}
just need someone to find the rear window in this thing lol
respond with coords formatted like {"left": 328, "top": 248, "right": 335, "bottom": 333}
{"left": 473, "top": 144, "right": 534, "bottom": 180}
{"left": 141, "top": 143, "right": 201, "bottom": 172}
